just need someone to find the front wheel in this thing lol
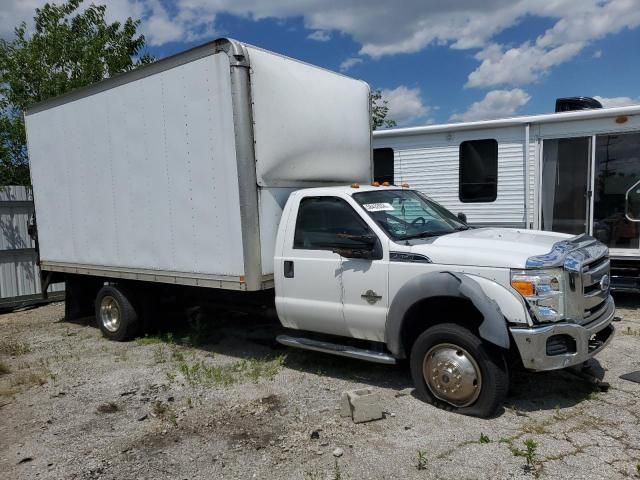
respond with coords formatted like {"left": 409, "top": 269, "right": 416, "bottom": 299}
{"left": 410, "top": 323, "right": 508, "bottom": 418}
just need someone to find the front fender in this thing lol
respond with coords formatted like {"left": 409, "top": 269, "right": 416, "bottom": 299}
{"left": 386, "top": 271, "right": 531, "bottom": 358}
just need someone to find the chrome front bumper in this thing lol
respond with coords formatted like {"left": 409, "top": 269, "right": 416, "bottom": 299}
{"left": 509, "top": 296, "right": 615, "bottom": 371}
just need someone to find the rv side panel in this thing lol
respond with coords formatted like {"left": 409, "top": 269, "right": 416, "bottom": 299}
{"left": 376, "top": 126, "right": 526, "bottom": 227}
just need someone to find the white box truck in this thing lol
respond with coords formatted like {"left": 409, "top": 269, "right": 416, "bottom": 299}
{"left": 25, "top": 38, "right": 615, "bottom": 417}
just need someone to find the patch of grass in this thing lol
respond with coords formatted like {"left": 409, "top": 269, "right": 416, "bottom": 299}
{"left": 416, "top": 449, "right": 428, "bottom": 470}
{"left": 96, "top": 402, "right": 119, "bottom": 413}
{"left": 136, "top": 333, "right": 174, "bottom": 347}
{"left": 479, "top": 432, "right": 491, "bottom": 444}
{"left": 177, "top": 355, "right": 286, "bottom": 387}
{"left": 0, "top": 339, "right": 31, "bottom": 356}
{"left": 10, "top": 370, "right": 47, "bottom": 388}
{"left": 238, "top": 355, "right": 286, "bottom": 382}
{"left": 0, "top": 361, "right": 10, "bottom": 375}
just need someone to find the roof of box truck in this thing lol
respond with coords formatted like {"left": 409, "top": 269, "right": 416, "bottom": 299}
{"left": 372, "top": 104, "right": 640, "bottom": 138}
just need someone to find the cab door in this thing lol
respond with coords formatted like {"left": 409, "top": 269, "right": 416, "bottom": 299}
{"left": 277, "top": 194, "right": 390, "bottom": 340}
{"left": 276, "top": 196, "right": 354, "bottom": 336}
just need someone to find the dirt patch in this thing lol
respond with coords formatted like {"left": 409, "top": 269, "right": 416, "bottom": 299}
{"left": 0, "top": 298, "right": 639, "bottom": 479}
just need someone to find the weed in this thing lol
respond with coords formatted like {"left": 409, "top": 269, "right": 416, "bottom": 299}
{"left": 622, "top": 326, "right": 640, "bottom": 336}
{"left": 303, "top": 469, "right": 323, "bottom": 480}
{"left": 522, "top": 421, "right": 548, "bottom": 434}
{"left": 511, "top": 438, "right": 539, "bottom": 475}
{"left": 153, "top": 345, "right": 167, "bottom": 364}
{"left": 172, "top": 348, "right": 186, "bottom": 362}
{"left": 0, "top": 361, "right": 10, "bottom": 375}
{"left": 416, "top": 449, "right": 428, "bottom": 470}
{"left": 332, "top": 459, "right": 343, "bottom": 480}
{"left": 0, "top": 339, "right": 31, "bottom": 356}
{"left": 187, "top": 397, "right": 193, "bottom": 408}
{"left": 479, "top": 432, "right": 491, "bottom": 444}
{"left": 151, "top": 400, "right": 177, "bottom": 425}
{"left": 96, "top": 402, "right": 119, "bottom": 413}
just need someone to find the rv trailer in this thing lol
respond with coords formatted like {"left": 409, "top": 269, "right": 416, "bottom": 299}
{"left": 372, "top": 104, "right": 640, "bottom": 292}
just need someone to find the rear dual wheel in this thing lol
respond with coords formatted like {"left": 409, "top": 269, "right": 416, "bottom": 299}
{"left": 410, "top": 323, "right": 508, "bottom": 418}
{"left": 96, "top": 285, "right": 140, "bottom": 341}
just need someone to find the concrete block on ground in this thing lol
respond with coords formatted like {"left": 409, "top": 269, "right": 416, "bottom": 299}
{"left": 339, "top": 388, "right": 383, "bottom": 423}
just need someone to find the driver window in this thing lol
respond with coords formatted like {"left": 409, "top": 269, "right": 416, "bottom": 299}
{"left": 294, "top": 197, "right": 372, "bottom": 250}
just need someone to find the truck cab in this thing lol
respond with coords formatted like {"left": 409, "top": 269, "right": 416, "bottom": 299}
{"left": 274, "top": 184, "right": 615, "bottom": 417}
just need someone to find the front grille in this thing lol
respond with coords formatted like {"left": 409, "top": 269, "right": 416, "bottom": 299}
{"left": 580, "top": 256, "right": 610, "bottom": 322}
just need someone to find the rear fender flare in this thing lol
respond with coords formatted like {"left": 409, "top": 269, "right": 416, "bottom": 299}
{"left": 386, "top": 271, "right": 530, "bottom": 358}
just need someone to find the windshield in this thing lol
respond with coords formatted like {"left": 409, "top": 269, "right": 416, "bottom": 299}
{"left": 352, "top": 189, "right": 468, "bottom": 241}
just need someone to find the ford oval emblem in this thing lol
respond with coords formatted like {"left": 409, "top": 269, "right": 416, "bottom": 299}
{"left": 599, "top": 274, "right": 610, "bottom": 291}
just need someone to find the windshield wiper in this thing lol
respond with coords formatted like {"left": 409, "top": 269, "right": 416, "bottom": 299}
{"left": 398, "top": 230, "right": 453, "bottom": 240}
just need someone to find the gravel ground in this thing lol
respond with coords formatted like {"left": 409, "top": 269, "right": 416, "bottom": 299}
{"left": 0, "top": 295, "right": 639, "bottom": 480}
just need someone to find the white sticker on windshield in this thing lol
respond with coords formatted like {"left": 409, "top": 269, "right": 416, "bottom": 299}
{"left": 363, "top": 202, "right": 394, "bottom": 212}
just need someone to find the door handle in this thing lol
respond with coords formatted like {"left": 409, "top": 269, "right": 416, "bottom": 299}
{"left": 284, "top": 260, "right": 294, "bottom": 278}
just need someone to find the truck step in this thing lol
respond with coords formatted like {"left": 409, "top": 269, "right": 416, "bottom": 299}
{"left": 276, "top": 335, "right": 397, "bottom": 365}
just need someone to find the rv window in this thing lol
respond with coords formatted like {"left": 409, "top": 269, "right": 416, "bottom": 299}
{"left": 373, "top": 148, "right": 394, "bottom": 184}
{"left": 459, "top": 139, "right": 498, "bottom": 203}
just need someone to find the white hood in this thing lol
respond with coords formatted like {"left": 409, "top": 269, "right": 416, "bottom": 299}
{"left": 407, "top": 228, "right": 573, "bottom": 269}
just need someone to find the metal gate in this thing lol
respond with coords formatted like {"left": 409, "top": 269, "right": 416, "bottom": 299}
{"left": 0, "top": 186, "right": 63, "bottom": 309}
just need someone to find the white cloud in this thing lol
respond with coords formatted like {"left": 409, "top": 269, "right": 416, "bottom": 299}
{"left": 381, "top": 86, "right": 430, "bottom": 126}
{"left": 307, "top": 30, "right": 331, "bottom": 42}
{"left": 466, "top": 0, "right": 640, "bottom": 88}
{"left": 450, "top": 89, "right": 530, "bottom": 122}
{"left": 592, "top": 49, "right": 602, "bottom": 58}
{"left": 593, "top": 96, "right": 640, "bottom": 108}
{"left": 3, "top": 0, "right": 640, "bottom": 91}
{"left": 339, "top": 57, "right": 363, "bottom": 72}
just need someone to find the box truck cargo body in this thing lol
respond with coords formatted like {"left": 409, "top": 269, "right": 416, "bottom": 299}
{"left": 25, "top": 38, "right": 371, "bottom": 292}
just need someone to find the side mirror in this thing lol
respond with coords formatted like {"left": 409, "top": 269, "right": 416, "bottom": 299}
{"left": 457, "top": 212, "right": 467, "bottom": 223}
{"left": 332, "top": 233, "right": 380, "bottom": 260}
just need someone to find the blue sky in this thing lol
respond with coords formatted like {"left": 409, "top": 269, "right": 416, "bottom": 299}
{"left": 3, "top": 0, "right": 640, "bottom": 126}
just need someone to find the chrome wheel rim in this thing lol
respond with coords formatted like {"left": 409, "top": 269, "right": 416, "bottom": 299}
{"left": 423, "top": 343, "right": 482, "bottom": 407}
{"left": 100, "top": 296, "right": 121, "bottom": 333}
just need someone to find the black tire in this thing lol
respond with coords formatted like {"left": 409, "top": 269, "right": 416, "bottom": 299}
{"left": 95, "top": 284, "right": 140, "bottom": 341}
{"left": 409, "top": 323, "right": 508, "bottom": 418}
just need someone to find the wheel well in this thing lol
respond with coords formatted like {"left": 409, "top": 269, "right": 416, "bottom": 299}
{"left": 400, "top": 296, "right": 484, "bottom": 357}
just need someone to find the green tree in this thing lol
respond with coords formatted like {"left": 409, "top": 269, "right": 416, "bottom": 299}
{"left": 0, "top": 0, "right": 153, "bottom": 185}
{"left": 371, "top": 89, "right": 397, "bottom": 130}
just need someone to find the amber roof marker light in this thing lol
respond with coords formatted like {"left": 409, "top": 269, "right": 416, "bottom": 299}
{"left": 350, "top": 182, "right": 360, "bottom": 188}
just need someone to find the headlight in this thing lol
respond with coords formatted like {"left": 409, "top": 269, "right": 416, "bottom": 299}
{"left": 510, "top": 269, "right": 565, "bottom": 322}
